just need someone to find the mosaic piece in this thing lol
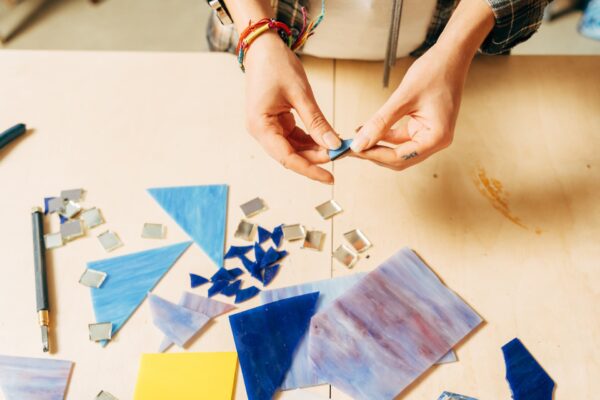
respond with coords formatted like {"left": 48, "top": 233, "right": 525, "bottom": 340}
{"left": 61, "top": 200, "right": 81, "bottom": 219}
{"left": 282, "top": 224, "right": 306, "bottom": 241}
{"left": 221, "top": 280, "right": 242, "bottom": 297}
{"left": 158, "top": 292, "right": 235, "bottom": 352}
{"left": 0, "top": 355, "right": 73, "bottom": 400}
{"left": 134, "top": 352, "right": 238, "bottom": 400}
{"left": 230, "top": 293, "right": 319, "bottom": 400}
{"left": 79, "top": 269, "right": 107, "bottom": 288}
{"left": 46, "top": 197, "right": 65, "bottom": 214}
{"left": 332, "top": 244, "right": 358, "bottom": 268}
{"left": 60, "top": 188, "right": 84, "bottom": 201}
{"left": 189, "top": 273, "right": 209, "bottom": 288}
{"left": 262, "top": 264, "right": 280, "bottom": 286}
{"left": 89, "top": 241, "right": 192, "bottom": 346}
{"left": 343, "top": 229, "right": 372, "bottom": 253}
{"left": 259, "top": 247, "right": 287, "bottom": 268}
{"left": 89, "top": 322, "right": 113, "bottom": 341}
{"left": 302, "top": 230, "right": 325, "bottom": 251}
{"left": 257, "top": 226, "right": 271, "bottom": 244}
{"left": 81, "top": 208, "right": 104, "bottom": 229}
{"left": 208, "top": 280, "right": 229, "bottom": 297}
{"left": 148, "top": 294, "right": 210, "bottom": 349}
{"left": 240, "top": 197, "right": 267, "bottom": 218}
{"left": 141, "top": 223, "right": 166, "bottom": 239}
{"left": 234, "top": 220, "right": 256, "bottom": 242}
{"left": 315, "top": 199, "right": 343, "bottom": 219}
{"left": 328, "top": 138, "right": 353, "bottom": 161}
{"left": 97, "top": 231, "right": 123, "bottom": 252}
{"left": 96, "top": 390, "right": 119, "bottom": 400}
{"left": 271, "top": 225, "right": 284, "bottom": 247}
{"left": 260, "top": 274, "right": 365, "bottom": 389}
{"left": 224, "top": 245, "right": 253, "bottom": 259}
{"left": 227, "top": 268, "right": 244, "bottom": 279}
{"left": 438, "top": 391, "right": 478, "bottom": 400}
{"left": 148, "top": 185, "right": 228, "bottom": 268}
{"left": 308, "top": 248, "right": 482, "bottom": 400}
{"left": 253, "top": 242, "right": 265, "bottom": 265}
{"left": 234, "top": 286, "right": 261, "bottom": 304}
{"left": 44, "top": 233, "right": 63, "bottom": 250}
{"left": 502, "top": 338, "right": 554, "bottom": 400}
{"left": 211, "top": 268, "right": 234, "bottom": 282}
{"left": 60, "top": 220, "right": 84, "bottom": 241}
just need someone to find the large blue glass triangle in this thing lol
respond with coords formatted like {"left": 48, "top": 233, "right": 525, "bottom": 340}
{"left": 147, "top": 185, "right": 228, "bottom": 268}
{"left": 89, "top": 241, "right": 192, "bottom": 346}
{"left": 502, "top": 338, "right": 554, "bottom": 400}
{"left": 229, "top": 292, "right": 319, "bottom": 400}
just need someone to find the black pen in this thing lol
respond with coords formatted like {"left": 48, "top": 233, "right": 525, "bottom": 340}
{"left": 0, "top": 123, "right": 26, "bottom": 151}
{"left": 31, "top": 207, "right": 50, "bottom": 352}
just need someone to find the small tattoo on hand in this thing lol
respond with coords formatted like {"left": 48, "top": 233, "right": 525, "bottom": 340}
{"left": 402, "top": 151, "right": 418, "bottom": 160}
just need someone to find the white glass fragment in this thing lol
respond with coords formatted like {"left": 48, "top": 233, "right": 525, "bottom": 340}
{"left": 282, "top": 224, "right": 306, "bottom": 241}
{"left": 302, "top": 230, "right": 325, "bottom": 251}
{"left": 60, "top": 220, "right": 85, "bottom": 241}
{"left": 240, "top": 197, "right": 267, "bottom": 218}
{"left": 234, "top": 220, "right": 256, "bottom": 241}
{"left": 81, "top": 208, "right": 104, "bottom": 229}
{"left": 60, "top": 188, "right": 85, "bottom": 201}
{"left": 89, "top": 322, "right": 113, "bottom": 341}
{"left": 79, "top": 269, "right": 107, "bottom": 288}
{"left": 97, "top": 230, "right": 123, "bottom": 252}
{"left": 333, "top": 244, "right": 359, "bottom": 268}
{"left": 44, "top": 232, "right": 64, "bottom": 250}
{"left": 343, "top": 229, "right": 372, "bottom": 253}
{"left": 142, "top": 223, "right": 166, "bottom": 239}
{"left": 315, "top": 200, "right": 343, "bottom": 219}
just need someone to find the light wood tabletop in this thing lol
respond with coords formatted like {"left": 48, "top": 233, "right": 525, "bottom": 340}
{"left": 0, "top": 51, "right": 598, "bottom": 399}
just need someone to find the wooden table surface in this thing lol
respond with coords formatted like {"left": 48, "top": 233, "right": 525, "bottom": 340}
{"left": 0, "top": 51, "right": 598, "bottom": 400}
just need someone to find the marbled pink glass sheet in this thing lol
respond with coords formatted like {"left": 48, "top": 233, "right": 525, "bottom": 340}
{"left": 308, "top": 247, "right": 482, "bottom": 400}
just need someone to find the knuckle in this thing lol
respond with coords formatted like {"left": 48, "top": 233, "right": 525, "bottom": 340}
{"left": 369, "top": 112, "right": 389, "bottom": 134}
{"left": 306, "top": 112, "right": 330, "bottom": 135}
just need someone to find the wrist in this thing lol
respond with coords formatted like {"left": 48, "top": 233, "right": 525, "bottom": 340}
{"left": 244, "top": 31, "right": 290, "bottom": 69}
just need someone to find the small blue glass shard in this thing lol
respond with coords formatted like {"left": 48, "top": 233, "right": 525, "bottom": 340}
{"left": 208, "top": 280, "right": 229, "bottom": 297}
{"left": 234, "top": 286, "right": 261, "bottom": 304}
{"left": 502, "top": 338, "right": 554, "bottom": 400}
{"left": 43, "top": 197, "right": 55, "bottom": 215}
{"left": 229, "top": 292, "right": 320, "bottom": 400}
{"left": 437, "top": 392, "right": 478, "bottom": 400}
{"left": 257, "top": 226, "right": 272, "bottom": 244}
{"left": 254, "top": 242, "right": 265, "bottom": 266}
{"left": 271, "top": 225, "right": 284, "bottom": 247}
{"left": 59, "top": 214, "right": 68, "bottom": 224}
{"left": 190, "top": 273, "right": 209, "bottom": 288}
{"left": 221, "top": 280, "right": 243, "bottom": 297}
{"left": 262, "top": 264, "right": 280, "bottom": 286}
{"left": 227, "top": 267, "right": 244, "bottom": 279}
{"left": 328, "top": 139, "right": 353, "bottom": 161}
{"left": 240, "top": 254, "right": 257, "bottom": 273}
{"left": 224, "top": 245, "right": 253, "bottom": 260}
{"left": 260, "top": 247, "right": 288, "bottom": 268}
{"left": 211, "top": 268, "right": 233, "bottom": 282}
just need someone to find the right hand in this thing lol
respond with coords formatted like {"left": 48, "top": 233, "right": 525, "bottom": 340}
{"left": 243, "top": 32, "right": 341, "bottom": 184}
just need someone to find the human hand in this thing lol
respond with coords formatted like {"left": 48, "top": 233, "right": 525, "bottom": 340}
{"left": 244, "top": 32, "right": 341, "bottom": 184}
{"left": 350, "top": 45, "right": 468, "bottom": 170}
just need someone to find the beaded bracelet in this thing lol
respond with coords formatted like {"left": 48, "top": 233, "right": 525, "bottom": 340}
{"left": 236, "top": 2, "right": 325, "bottom": 72}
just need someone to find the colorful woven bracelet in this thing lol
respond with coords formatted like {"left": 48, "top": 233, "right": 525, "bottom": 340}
{"left": 236, "top": 1, "right": 325, "bottom": 72}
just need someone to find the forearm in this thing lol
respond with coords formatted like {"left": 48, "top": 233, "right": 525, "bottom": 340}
{"left": 224, "top": 0, "right": 274, "bottom": 32}
{"left": 435, "top": 0, "right": 495, "bottom": 61}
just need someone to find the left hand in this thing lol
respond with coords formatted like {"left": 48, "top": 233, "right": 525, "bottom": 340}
{"left": 350, "top": 44, "right": 471, "bottom": 170}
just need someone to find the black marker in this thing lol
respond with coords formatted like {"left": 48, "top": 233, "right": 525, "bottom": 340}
{"left": 31, "top": 207, "right": 50, "bottom": 352}
{"left": 0, "top": 123, "right": 26, "bottom": 151}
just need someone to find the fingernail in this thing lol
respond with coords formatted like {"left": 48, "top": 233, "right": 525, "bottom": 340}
{"left": 323, "top": 132, "right": 342, "bottom": 150}
{"left": 351, "top": 135, "right": 367, "bottom": 152}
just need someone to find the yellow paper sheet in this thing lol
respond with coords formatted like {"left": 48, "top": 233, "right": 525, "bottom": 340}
{"left": 134, "top": 352, "right": 238, "bottom": 400}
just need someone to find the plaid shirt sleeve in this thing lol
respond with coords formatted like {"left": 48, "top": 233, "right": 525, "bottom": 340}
{"left": 412, "top": 0, "right": 550, "bottom": 56}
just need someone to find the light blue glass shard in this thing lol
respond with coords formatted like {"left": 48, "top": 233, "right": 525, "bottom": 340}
{"left": 158, "top": 292, "right": 235, "bottom": 352}
{"left": 89, "top": 241, "right": 192, "bottom": 346}
{"left": 148, "top": 294, "right": 210, "bottom": 350}
{"left": 147, "top": 185, "right": 228, "bottom": 268}
{"left": 0, "top": 355, "right": 73, "bottom": 400}
{"left": 230, "top": 292, "right": 320, "bottom": 400}
{"left": 328, "top": 139, "right": 353, "bottom": 161}
{"left": 260, "top": 274, "right": 366, "bottom": 389}
{"left": 437, "top": 391, "right": 478, "bottom": 400}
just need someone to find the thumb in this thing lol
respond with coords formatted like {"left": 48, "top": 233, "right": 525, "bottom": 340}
{"left": 352, "top": 96, "right": 410, "bottom": 153}
{"left": 294, "top": 94, "right": 341, "bottom": 150}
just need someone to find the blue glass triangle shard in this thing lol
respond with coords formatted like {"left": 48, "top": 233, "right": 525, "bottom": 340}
{"left": 89, "top": 241, "right": 192, "bottom": 346}
{"left": 260, "top": 248, "right": 288, "bottom": 268}
{"left": 147, "top": 185, "right": 228, "bottom": 268}
{"left": 211, "top": 268, "right": 233, "bottom": 282}
{"left": 271, "top": 225, "right": 284, "bottom": 247}
{"left": 227, "top": 268, "right": 244, "bottom": 279}
{"left": 262, "top": 264, "right": 280, "bottom": 286}
{"left": 224, "top": 245, "right": 253, "bottom": 260}
{"left": 328, "top": 139, "right": 353, "bottom": 161}
{"left": 190, "top": 273, "right": 209, "bottom": 288}
{"left": 221, "top": 280, "right": 242, "bottom": 297}
{"left": 208, "top": 280, "right": 229, "bottom": 297}
{"left": 0, "top": 355, "right": 73, "bottom": 400}
{"left": 234, "top": 286, "right": 261, "bottom": 303}
{"left": 148, "top": 294, "right": 210, "bottom": 349}
{"left": 253, "top": 243, "right": 265, "bottom": 266}
{"left": 502, "top": 338, "right": 554, "bottom": 400}
{"left": 257, "top": 226, "right": 272, "bottom": 244}
{"left": 229, "top": 292, "right": 320, "bottom": 400}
